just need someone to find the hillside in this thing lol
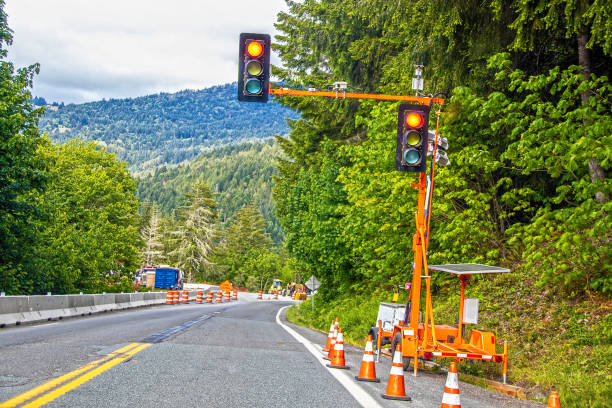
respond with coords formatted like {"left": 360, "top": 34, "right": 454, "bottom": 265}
{"left": 39, "top": 83, "right": 298, "bottom": 172}
{"left": 138, "top": 140, "right": 284, "bottom": 245}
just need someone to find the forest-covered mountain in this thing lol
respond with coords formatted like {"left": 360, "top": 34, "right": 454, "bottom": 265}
{"left": 38, "top": 83, "right": 298, "bottom": 172}
{"left": 138, "top": 140, "right": 284, "bottom": 245}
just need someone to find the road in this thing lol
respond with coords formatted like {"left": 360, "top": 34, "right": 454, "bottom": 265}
{"left": 0, "top": 293, "right": 542, "bottom": 407}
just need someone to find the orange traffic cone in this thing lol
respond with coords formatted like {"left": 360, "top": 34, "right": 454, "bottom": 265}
{"left": 381, "top": 343, "right": 411, "bottom": 401}
{"left": 355, "top": 335, "right": 379, "bottom": 382}
{"left": 327, "top": 328, "right": 350, "bottom": 369}
{"left": 257, "top": 291, "right": 263, "bottom": 300}
{"left": 205, "top": 292, "right": 213, "bottom": 303}
{"left": 323, "top": 325, "right": 338, "bottom": 361}
{"left": 547, "top": 391, "right": 561, "bottom": 408}
{"left": 172, "top": 291, "right": 179, "bottom": 304}
{"left": 440, "top": 362, "right": 461, "bottom": 408}
{"left": 165, "top": 292, "right": 173, "bottom": 304}
{"left": 195, "top": 292, "right": 203, "bottom": 303}
{"left": 322, "top": 320, "right": 335, "bottom": 352}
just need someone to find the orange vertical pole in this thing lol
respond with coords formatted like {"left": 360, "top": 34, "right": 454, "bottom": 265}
{"left": 409, "top": 173, "right": 427, "bottom": 332}
{"left": 503, "top": 341, "right": 508, "bottom": 384}
{"left": 457, "top": 276, "right": 466, "bottom": 344}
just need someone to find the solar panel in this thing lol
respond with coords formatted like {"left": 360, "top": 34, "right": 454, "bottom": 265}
{"left": 427, "top": 263, "right": 510, "bottom": 275}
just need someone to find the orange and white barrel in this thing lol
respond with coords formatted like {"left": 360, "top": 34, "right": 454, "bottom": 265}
{"left": 216, "top": 292, "right": 222, "bottom": 302}
{"left": 231, "top": 290, "right": 238, "bottom": 301}
{"left": 181, "top": 290, "right": 189, "bottom": 303}
{"left": 273, "top": 291, "right": 278, "bottom": 300}
{"left": 206, "top": 292, "right": 213, "bottom": 303}
{"left": 224, "top": 291, "right": 230, "bottom": 302}
{"left": 195, "top": 292, "right": 203, "bottom": 303}
{"left": 165, "top": 292, "right": 173, "bottom": 304}
{"left": 257, "top": 291, "right": 263, "bottom": 300}
{"left": 172, "top": 291, "right": 179, "bottom": 304}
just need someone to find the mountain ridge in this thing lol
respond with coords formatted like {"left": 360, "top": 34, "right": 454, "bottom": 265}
{"left": 38, "top": 83, "right": 298, "bottom": 172}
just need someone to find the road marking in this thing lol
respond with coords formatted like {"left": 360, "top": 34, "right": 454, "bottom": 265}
{"left": 20, "top": 343, "right": 151, "bottom": 408}
{"left": 275, "top": 306, "right": 383, "bottom": 408}
{"left": 0, "top": 342, "right": 145, "bottom": 408}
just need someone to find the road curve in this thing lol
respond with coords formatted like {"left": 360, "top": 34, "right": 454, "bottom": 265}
{"left": 0, "top": 293, "right": 542, "bottom": 407}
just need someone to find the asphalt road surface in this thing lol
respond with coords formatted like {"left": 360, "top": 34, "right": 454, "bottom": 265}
{"left": 0, "top": 293, "right": 543, "bottom": 407}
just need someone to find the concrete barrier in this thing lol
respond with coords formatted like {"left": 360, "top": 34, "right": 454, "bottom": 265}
{"left": 0, "top": 286, "right": 220, "bottom": 327}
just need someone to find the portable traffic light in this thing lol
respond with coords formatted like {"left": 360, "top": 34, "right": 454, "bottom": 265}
{"left": 395, "top": 104, "right": 430, "bottom": 172}
{"left": 238, "top": 33, "right": 271, "bottom": 102}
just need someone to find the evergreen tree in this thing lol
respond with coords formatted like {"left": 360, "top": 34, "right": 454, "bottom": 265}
{"left": 140, "top": 202, "right": 164, "bottom": 267}
{"left": 214, "top": 205, "right": 273, "bottom": 287}
{"left": 171, "top": 181, "right": 217, "bottom": 282}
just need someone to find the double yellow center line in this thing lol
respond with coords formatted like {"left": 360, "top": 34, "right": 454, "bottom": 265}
{"left": 0, "top": 342, "right": 151, "bottom": 408}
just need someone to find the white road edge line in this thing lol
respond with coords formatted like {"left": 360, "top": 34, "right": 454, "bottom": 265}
{"left": 276, "top": 306, "right": 383, "bottom": 408}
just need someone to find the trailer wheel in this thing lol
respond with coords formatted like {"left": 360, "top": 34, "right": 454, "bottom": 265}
{"left": 391, "top": 333, "right": 412, "bottom": 371}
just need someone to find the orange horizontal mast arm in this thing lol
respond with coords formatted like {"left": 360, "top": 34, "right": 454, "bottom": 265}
{"left": 269, "top": 88, "right": 444, "bottom": 105}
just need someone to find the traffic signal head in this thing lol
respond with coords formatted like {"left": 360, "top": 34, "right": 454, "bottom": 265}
{"left": 238, "top": 33, "right": 271, "bottom": 102}
{"left": 396, "top": 104, "right": 430, "bottom": 172}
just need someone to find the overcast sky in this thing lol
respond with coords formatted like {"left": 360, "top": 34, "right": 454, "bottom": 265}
{"left": 5, "top": 0, "right": 288, "bottom": 104}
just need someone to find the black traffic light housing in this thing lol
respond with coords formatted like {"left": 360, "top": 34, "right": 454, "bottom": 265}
{"left": 238, "top": 33, "right": 271, "bottom": 103}
{"left": 395, "top": 104, "right": 430, "bottom": 172}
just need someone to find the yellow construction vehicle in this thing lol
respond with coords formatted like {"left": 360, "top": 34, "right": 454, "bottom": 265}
{"left": 268, "top": 279, "right": 283, "bottom": 294}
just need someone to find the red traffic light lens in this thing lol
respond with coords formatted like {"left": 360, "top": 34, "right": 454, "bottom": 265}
{"left": 247, "top": 41, "right": 264, "bottom": 58}
{"left": 405, "top": 112, "right": 424, "bottom": 129}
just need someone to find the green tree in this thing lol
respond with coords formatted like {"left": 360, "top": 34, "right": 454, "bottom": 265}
{"left": 171, "top": 181, "right": 217, "bottom": 282}
{"left": 214, "top": 205, "right": 273, "bottom": 287}
{"left": 140, "top": 202, "right": 164, "bottom": 267}
{"left": 31, "top": 140, "right": 141, "bottom": 293}
{"left": 0, "top": 0, "right": 47, "bottom": 294}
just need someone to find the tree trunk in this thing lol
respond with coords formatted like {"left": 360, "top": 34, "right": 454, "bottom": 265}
{"left": 578, "top": 31, "right": 608, "bottom": 203}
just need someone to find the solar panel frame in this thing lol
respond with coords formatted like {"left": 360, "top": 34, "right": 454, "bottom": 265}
{"left": 427, "top": 263, "right": 510, "bottom": 275}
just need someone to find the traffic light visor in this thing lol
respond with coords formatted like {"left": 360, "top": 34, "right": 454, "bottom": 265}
{"left": 405, "top": 112, "right": 424, "bottom": 128}
{"left": 247, "top": 41, "right": 264, "bottom": 58}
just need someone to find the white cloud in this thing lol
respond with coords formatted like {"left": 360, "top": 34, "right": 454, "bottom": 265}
{"left": 5, "top": 0, "right": 288, "bottom": 103}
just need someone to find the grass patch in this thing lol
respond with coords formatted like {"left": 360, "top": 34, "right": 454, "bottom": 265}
{"left": 286, "top": 273, "right": 612, "bottom": 408}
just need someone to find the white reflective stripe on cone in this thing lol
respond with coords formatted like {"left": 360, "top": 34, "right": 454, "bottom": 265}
{"left": 363, "top": 354, "right": 374, "bottom": 362}
{"left": 445, "top": 373, "right": 459, "bottom": 389}
{"left": 441, "top": 392, "right": 461, "bottom": 406}
{"left": 390, "top": 365, "right": 404, "bottom": 376}
{"left": 335, "top": 344, "right": 344, "bottom": 351}
{"left": 365, "top": 342, "right": 373, "bottom": 352}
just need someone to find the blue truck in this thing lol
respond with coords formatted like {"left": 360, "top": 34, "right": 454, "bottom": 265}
{"left": 154, "top": 266, "right": 183, "bottom": 290}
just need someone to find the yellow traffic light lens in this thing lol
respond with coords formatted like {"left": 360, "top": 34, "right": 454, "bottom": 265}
{"left": 246, "top": 60, "right": 263, "bottom": 76}
{"left": 404, "top": 149, "right": 420, "bottom": 165}
{"left": 245, "top": 78, "right": 262, "bottom": 95}
{"left": 405, "top": 112, "right": 424, "bottom": 128}
{"left": 247, "top": 41, "right": 264, "bottom": 58}
{"left": 404, "top": 130, "right": 421, "bottom": 146}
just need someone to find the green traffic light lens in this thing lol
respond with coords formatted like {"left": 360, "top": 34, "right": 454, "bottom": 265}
{"left": 246, "top": 60, "right": 263, "bottom": 76}
{"left": 404, "top": 149, "right": 421, "bottom": 165}
{"left": 404, "top": 130, "right": 421, "bottom": 146}
{"left": 245, "top": 78, "right": 263, "bottom": 95}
